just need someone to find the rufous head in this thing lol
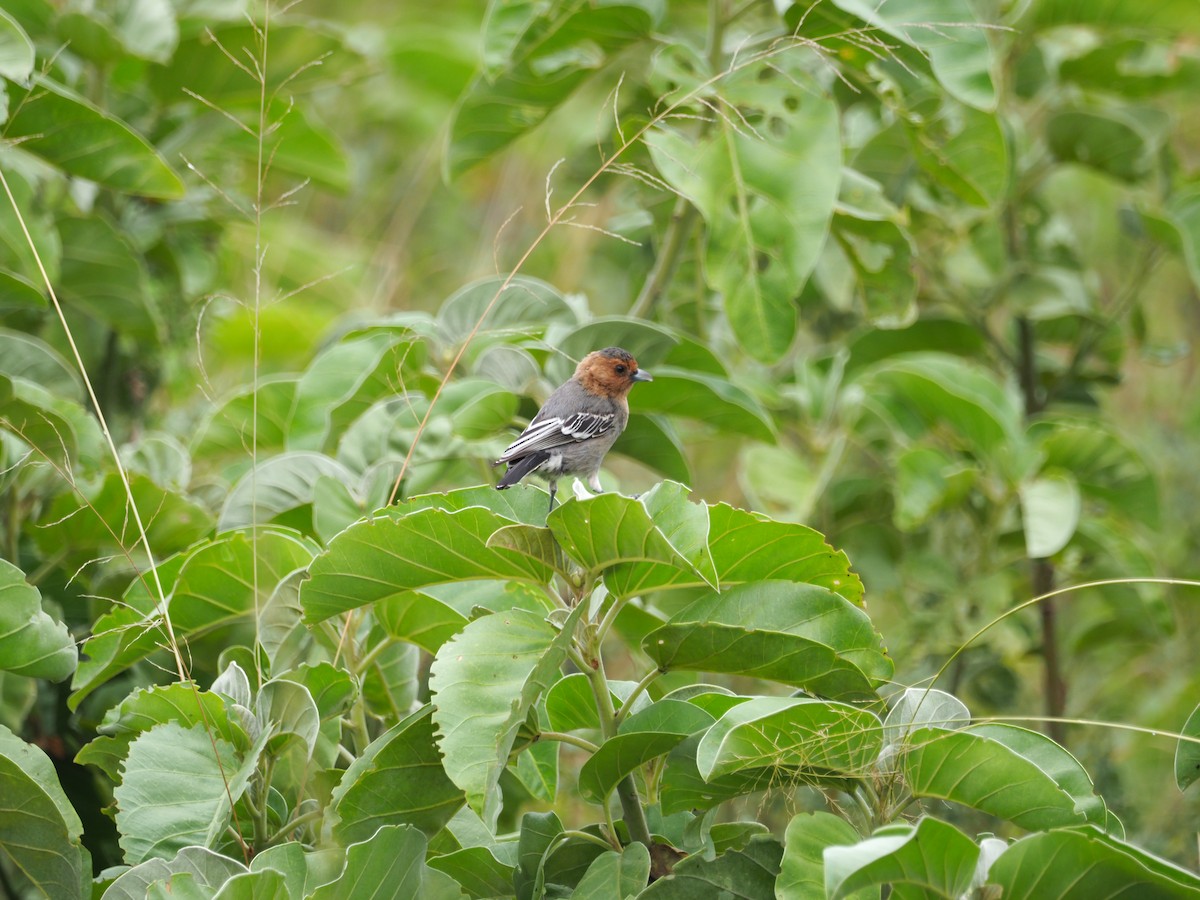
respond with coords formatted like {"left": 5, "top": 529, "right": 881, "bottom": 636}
{"left": 574, "top": 347, "right": 653, "bottom": 398}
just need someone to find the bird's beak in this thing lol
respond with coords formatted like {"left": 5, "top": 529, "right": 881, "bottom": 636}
{"left": 632, "top": 369, "right": 653, "bottom": 383}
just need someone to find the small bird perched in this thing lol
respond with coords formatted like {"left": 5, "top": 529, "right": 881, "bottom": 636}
{"left": 495, "top": 347, "right": 652, "bottom": 510}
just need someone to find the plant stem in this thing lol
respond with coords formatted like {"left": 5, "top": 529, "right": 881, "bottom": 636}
{"left": 267, "top": 808, "right": 325, "bottom": 845}
{"left": 583, "top": 623, "right": 653, "bottom": 848}
{"left": 614, "top": 666, "right": 662, "bottom": 727}
{"left": 540, "top": 731, "right": 600, "bottom": 753}
{"left": 630, "top": 195, "right": 699, "bottom": 318}
{"left": 1016, "top": 315, "right": 1066, "bottom": 745}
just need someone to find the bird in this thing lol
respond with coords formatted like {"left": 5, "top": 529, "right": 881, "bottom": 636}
{"left": 494, "top": 347, "right": 652, "bottom": 511}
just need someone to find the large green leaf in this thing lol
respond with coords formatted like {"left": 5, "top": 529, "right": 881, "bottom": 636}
{"left": 429, "top": 603, "right": 584, "bottom": 828}
{"left": 327, "top": 706, "right": 464, "bottom": 844}
{"left": 446, "top": 1, "right": 659, "bottom": 177}
{"left": 830, "top": 0, "right": 996, "bottom": 109}
{"left": 1031, "top": 418, "right": 1160, "bottom": 526}
{"left": 288, "top": 328, "right": 425, "bottom": 452}
{"left": 112, "top": 722, "right": 243, "bottom": 864}
{"left": 36, "top": 470, "right": 214, "bottom": 564}
{"left": 71, "top": 530, "right": 314, "bottom": 707}
{"left": 615, "top": 414, "right": 692, "bottom": 485}
{"left": 75, "top": 682, "right": 244, "bottom": 785}
{"left": 777, "top": 812, "right": 869, "bottom": 900}
{"left": 548, "top": 482, "right": 716, "bottom": 597}
{"left": 706, "top": 503, "right": 864, "bottom": 603}
{"left": 858, "top": 353, "right": 1029, "bottom": 478}
{"left": 637, "top": 835, "right": 783, "bottom": 899}
{"left": 643, "top": 581, "right": 890, "bottom": 700}
{"left": 1046, "top": 109, "right": 1155, "bottom": 182}
{"left": 310, "top": 825, "right": 427, "bottom": 900}
{"left": 0, "top": 9, "right": 34, "bottom": 80}
{"left": 56, "top": 215, "right": 163, "bottom": 342}
{"left": 102, "top": 846, "right": 248, "bottom": 900}
{"left": 632, "top": 368, "right": 775, "bottom": 442}
{"left": 901, "top": 725, "right": 1107, "bottom": 830}
{"left": 986, "top": 826, "right": 1200, "bottom": 899}
{"left": 824, "top": 817, "right": 980, "bottom": 899}
{"left": 647, "top": 57, "right": 841, "bottom": 363}
{"left": 696, "top": 697, "right": 883, "bottom": 781}
{"left": 3, "top": 77, "right": 184, "bottom": 197}
{"left": 217, "top": 451, "right": 357, "bottom": 530}
{"left": 577, "top": 700, "right": 715, "bottom": 804}
{"left": 56, "top": 0, "right": 178, "bottom": 64}
{"left": 0, "top": 724, "right": 90, "bottom": 899}
{"left": 438, "top": 275, "right": 573, "bottom": 344}
{"left": 301, "top": 504, "right": 557, "bottom": 623}
{"left": 0, "top": 558, "right": 76, "bottom": 681}
{"left": 567, "top": 843, "right": 650, "bottom": 899}
{"left": 0, "top": 374, "right": 85, "bottom": 466}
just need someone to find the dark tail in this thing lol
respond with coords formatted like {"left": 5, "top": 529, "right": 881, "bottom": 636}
{"left": 495, "top": 451, "right": 549, "bottom": 489}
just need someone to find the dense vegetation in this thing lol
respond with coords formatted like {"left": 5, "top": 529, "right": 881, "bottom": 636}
{"left": 1, "top": 0, "right": 1199, "bottom": 896}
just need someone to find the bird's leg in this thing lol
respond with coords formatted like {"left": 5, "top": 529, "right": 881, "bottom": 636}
{"left": 587, "top": 472, "right": 604, "bottom": 493}
{"left": 547, "top": 479, "right": 558, "bottom": 513}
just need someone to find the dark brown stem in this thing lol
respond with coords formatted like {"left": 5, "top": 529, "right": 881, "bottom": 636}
{"left": 1017, "top": 316, "right": 1066, "bottom": 745}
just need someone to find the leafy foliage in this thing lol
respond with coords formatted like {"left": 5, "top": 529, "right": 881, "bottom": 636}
{"left": 0, "top": 0, "right": 1198, "bottom": 897}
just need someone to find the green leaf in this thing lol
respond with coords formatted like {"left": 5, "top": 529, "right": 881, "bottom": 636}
{"left": 638, "top": 835, "right": 782, "bottom": 899}
{"left": 647, "top": 58, "right": 840, "bottom": 363}
{"left": 288, "top": 328, "right": 424, "bottom": 452}
{"left": 1032, "top": 418, "right": 1160, "bottom": 526}
{"left": 0, "top": 723, "right": 90, "bottom": 899}
{"left": 830, "top": 213, "right": 918, "bottom": 327}
{"left": 706, "top": 504, "right": 864, "bottom": 603}
{"left": 0, "top": 558, "right": 76, "bottom": 681}
{"left": 75, "top": 682, "right": 243, "bottom": 784}
{"left": 547, "top": 482, "right": 716, "bottom": 597}
{"left": 882, "top": 688, "right": 969, "bottom": 747}
{"left": 986, "top": 825, "right": 1200, "bottom": 899}
{"left": 643, "top": 581, "right": 890, "bottom": 700}
{"left": 71, "top": 530, "right": 314, "bottom": 707}
{"left": 696, "top": 697, "right": 883, "bottom": 781}
{"left": 858, "top": 353, "right": 1028, "bottom": 478}
{"left": 616, "top": 414, "right": 692, "bottom": 484}
{"left": 901, "top": 725, "right": 1107, "bottom": 830}
{"left": 439, "top": 275, "right": 573, "bottom": 344}
{"left": 830, "top": 0, "right": 997, "bottom": 109}
{"left": 310, "top": 824, "right": 427, "bottom": 900}
{"left": 250, "top": 843, "right": 312, "bottom": 899}
{"left": 56, "top": 0, "right": 178, "bottom": 64}
{"left": 577, "top": 700, "right": 715, "bottom": 804}
{"left": 514, "top": 810, "right": 562, "bottom": 900}
{"left": 824, "top": 816, "right": 980, "bottom": 899}
{"left": 777, "top": 812, "right": 868, "bottom": 900}
{"left": 194, "top": 378, "right": 296, "bottom": 458}
{"left": 1175, "top": 701, "right": 1200, "bottom": 793}
{"left": 218, "top": 451, "right": 357, "bottom": 530}
{"left": 567, "top": 843, "right": 650, "bottom": 899}
{"left": 446, "top": 2, "right": 658, "bottom": 177}
{"left": 113, "top": 722, "right": 243, "bottom": 864}
{"left": 1046, "top": 109, "right": 1154, "bottom": 182}
{"left": 1019, "top": 473, "right": 1082, "bottom": 558}
{"left": 545, "top": 672, "right": 649, "bottom": 732}
{"left": 0, "top": 374, "right": 84, "bottom": 466}
{"left": 3, "top": 77, "right": 184, "bottom": 197}
{"left": 327, "top": 706, "right": 464, "bottom": 844}
{"left": 102, "top": 847, "right": 247, "bottom": 900}
{"left": 892, "top": 446, "right": 975, "bottom": 531}
{"left": 377, "top": 590, "right": 469, "bottom": 655}
{"left": 632, "top": 368, "right": 775, "bottom": 442}
{"left": 0, "top": 9, "right": 34, "bottom": 83}
{"left": 429, "top": 603, "right": 584, "bottom": 828}
{"left": 56, "top": 215, "right": 163, "bottom": 342}
{"left": 302, "top": 505, "right": 556, "bottom": 623}
{"left": 36, "top": 470, "right": 214, "bottom": 564}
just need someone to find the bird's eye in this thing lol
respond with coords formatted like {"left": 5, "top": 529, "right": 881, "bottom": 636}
{"left": 614, "top": 364, "right": 627, "bottom": 375}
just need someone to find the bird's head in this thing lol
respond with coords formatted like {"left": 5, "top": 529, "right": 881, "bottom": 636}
{"left": 575, "top": 347, "right": 653, "bottom": 397}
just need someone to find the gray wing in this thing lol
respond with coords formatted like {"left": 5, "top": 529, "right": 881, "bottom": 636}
{"left": 496, "top": 411, "right": 616, "bottom": 462}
